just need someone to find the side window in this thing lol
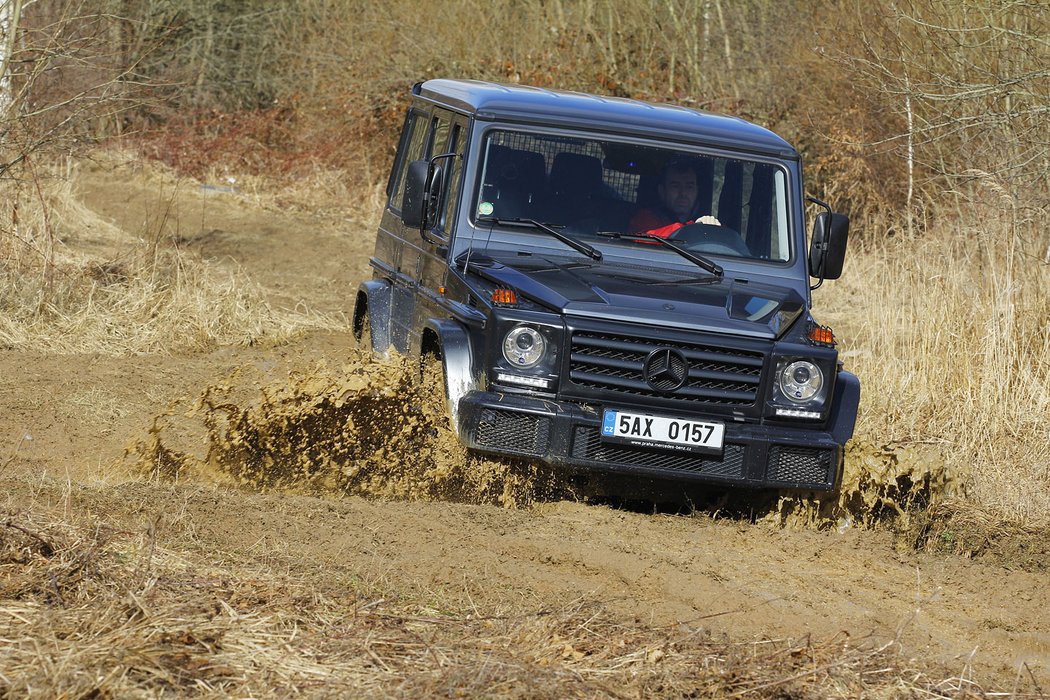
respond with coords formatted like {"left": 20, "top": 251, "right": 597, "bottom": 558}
{"left": 430, "top": 116, "right": 448, "bottom": 160}
{"left": 438, "top": 120, "right": 466, "bottom": 236}
{"left": 390, "top": 110, "right": 430, "bottom": 213}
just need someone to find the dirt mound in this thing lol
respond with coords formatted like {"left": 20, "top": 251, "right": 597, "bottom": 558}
{"left": 5, "top": 498, "right": 1003, "bottom": 699}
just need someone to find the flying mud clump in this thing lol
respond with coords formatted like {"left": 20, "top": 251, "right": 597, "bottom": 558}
{"left": 128, "top": 354, "right": 569, "bottom": 507}
{"left": 773, "top": 440, "right": 955, "bottom": 529}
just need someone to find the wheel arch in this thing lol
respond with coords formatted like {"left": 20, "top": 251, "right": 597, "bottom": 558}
{"left": 421, "top": 317, "right": 481, "bottom": 434}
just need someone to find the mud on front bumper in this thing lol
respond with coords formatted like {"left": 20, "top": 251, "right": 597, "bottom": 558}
{"left": 457, "top": 391, "right": 846, "bottom": 491}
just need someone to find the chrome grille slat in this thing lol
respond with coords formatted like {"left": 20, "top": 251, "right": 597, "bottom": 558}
{"left": 567, "top": 330, "right": 766, "bottom": 407}
{"left": 568, "top": 352, "right": 643, "bottom": 372}
{"left": 687, "top": 367, "right": 761, "bottom": 384}
{"left": 573, "top": 334, "right": 765, "bottom": 368}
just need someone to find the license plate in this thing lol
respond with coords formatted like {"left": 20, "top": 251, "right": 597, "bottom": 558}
{"left": 601, "top": 409, "right": 724, "bottom": 454}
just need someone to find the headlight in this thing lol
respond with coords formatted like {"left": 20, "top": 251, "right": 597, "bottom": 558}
{"left": 778, "top": 360, "right": 823, "bottom": 402}
{"left": 502, "top": 326, "right": 546, "bottom": 368}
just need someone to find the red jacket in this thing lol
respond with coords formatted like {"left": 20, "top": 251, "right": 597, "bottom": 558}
{"left": 628, "top": 208, "right": 691, "bottom": 238}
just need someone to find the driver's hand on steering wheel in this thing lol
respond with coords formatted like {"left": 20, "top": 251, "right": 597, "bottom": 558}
{"left": 696, "top": 215, "right": 721, "bottom": 226}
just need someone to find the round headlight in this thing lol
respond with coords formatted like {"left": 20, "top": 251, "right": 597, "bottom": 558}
{"left": 502, "top": 326, "right": 546, "bottom": 368}
{"left": 779, "top": 360, "right": 823, "bottom": 402}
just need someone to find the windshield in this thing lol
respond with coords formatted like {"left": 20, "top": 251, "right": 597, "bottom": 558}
{"left": 472, "top": 129, "right": 792, "bottom": 263}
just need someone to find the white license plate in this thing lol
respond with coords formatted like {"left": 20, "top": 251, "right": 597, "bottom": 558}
{"left": 601, "top": 409, "right": 724, "bottom": 453}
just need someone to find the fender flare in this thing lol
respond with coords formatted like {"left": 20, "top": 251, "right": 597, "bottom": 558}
{"left": 354, "top": 279, "right": 392, "bottom": 355}
{"left": 422, "top": 317, "right": 480, "bottom": 433}
{"left": 829, "top": 370, "right": 861, "bottom": 445}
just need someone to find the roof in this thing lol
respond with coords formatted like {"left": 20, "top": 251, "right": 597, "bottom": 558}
{"left": 415, "top": 79, "right": 797, "bottom": 159}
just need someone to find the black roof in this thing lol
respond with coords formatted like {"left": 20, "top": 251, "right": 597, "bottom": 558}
{"left": 415, "top": 79, "right": 797, "bottom": 159}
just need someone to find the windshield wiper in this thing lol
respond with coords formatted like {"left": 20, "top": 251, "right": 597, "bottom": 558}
{"left": 596, "top": 231, "right": 723, "bottom": 277}
{"left": 478, "top": 217, "right": 603, "bottom": 262}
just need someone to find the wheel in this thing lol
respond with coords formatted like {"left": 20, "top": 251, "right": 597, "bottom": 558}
{"left": 419, "top": 352, "right": 454, "bottom": 431}
{"left": 354, "top": 307, "right": 372, "bottom": 352}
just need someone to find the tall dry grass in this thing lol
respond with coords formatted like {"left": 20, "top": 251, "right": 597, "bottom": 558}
{"left": 824, "top": 196, "right": 1050, "bottom": 521}
{"left": 0, "top": 159, "right": 340, "bottom": 354}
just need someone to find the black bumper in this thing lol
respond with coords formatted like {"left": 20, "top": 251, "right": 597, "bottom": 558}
{"left": 458, "top": 391, "right": 845, "bottom": 491}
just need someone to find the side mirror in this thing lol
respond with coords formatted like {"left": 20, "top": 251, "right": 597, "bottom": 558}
{"left": 808, "top": 211, "right": 849, "bottom": 281}
{"left": 401, "top": 160, "right": 428, "bottom": 229}
{"left": 402, "top": 155, "right": 453, "bottom": 234}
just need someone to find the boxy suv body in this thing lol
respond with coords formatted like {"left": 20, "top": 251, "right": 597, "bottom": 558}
{"left": 353, "top": 79, "right": 860, "bottom": 492}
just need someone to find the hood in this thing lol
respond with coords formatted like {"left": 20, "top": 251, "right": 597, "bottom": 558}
{"left": 468, "top": 253, "right": 806, "bottom": 339}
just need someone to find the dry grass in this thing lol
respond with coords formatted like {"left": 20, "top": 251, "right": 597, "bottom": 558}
{"left": 210, "top": 162, "right": 389, "bottom": 224}
{"left": 905, "top": 498, "right": 1050, "bottom": 572}
{"left": 0, "top": 158, "right": 341, "bottom": 354}
{"left": 1, "top": 475, "right": 1035, "bottom": 699}
{"left": 822, "top": 198, "right": 1050, "bottom": 522}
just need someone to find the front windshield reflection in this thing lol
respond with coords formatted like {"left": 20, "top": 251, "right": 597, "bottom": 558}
{"left": 473, "top": 130, "right": 792, "bottom": 263}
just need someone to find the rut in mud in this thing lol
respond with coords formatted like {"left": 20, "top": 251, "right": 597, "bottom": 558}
{"left": 129, "top": 348, "right": 953, "bottom": 527}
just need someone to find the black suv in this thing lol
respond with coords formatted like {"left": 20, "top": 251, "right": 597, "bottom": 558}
{"left": 353, "top": 79, "right": 859, "bottom": 492}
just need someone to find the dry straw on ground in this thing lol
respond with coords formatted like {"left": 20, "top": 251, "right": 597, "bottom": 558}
{"left": 0, "top": 157, "right": 342, "bottom": 354}
{"left": 1, "top": 478, "right": 1035, "bottom": 699}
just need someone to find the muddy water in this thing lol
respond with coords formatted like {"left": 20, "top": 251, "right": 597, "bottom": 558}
{"left": 130, "top": 352, "right": 954, "bottom": 525}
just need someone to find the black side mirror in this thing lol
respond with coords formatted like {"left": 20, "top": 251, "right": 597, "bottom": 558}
{"left": 808, "top": 211, "right": 849, "bottom": 282}
{"left": 422, "top": 163, "right": 445, "bottom": 232}
{"left": 401, "top": 160, "right": 428, "bottom": 229}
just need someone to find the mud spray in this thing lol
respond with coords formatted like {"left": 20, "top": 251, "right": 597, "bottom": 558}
{"left": 127, "top": 352, "right": 574, "bottom": 508}
{"left": 774, "top": 440, "right": 955, "bottom": 529}
{"left": 128, "top": 352, "right": 954, "bottom": 526}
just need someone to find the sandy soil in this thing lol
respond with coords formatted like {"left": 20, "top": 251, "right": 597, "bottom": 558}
{"left": 2, "top": 158, "right": 1047, "bottom": 690}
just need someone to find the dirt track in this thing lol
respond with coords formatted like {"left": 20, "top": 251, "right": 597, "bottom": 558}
{"left": 3, "top": 159, "right": 1048, "bottom": 689}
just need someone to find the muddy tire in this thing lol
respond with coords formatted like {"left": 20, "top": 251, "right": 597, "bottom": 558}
{"left": 419, "top": 353, "right": 454, "bottom": 431}
{"left": 355, "top": 309, "right": 372, "bottom": 352}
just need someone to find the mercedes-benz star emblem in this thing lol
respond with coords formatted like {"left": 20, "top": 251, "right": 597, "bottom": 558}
{"left": 643, "top": 348, "right": 689, "bottom": 392}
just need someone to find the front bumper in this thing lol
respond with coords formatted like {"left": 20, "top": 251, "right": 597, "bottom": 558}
{"left": 458, "top": 390, "right": 844, "bottom": 491}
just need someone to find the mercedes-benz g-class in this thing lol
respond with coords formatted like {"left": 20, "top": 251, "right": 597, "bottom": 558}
{"left": 353, "top": 79, "right": 859, "bottom": 492}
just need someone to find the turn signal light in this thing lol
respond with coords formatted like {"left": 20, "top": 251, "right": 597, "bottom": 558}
{"left": 807, "top": 324, "right": 835, "bottom": 346}
{"left": 492, "top": 288, "right": 518, "bottom": 306}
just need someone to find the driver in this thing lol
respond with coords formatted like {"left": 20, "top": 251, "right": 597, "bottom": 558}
{"left": 628, "top": 157, "right": 720, "bottom": 237}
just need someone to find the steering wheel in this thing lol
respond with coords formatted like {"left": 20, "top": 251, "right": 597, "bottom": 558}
{"left": 669, "top": 222, "right": 752, "bottom": 257}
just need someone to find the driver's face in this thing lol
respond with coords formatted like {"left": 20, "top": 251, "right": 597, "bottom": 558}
{"left": 659, "top": 168, "right": 698, "bottom": 221}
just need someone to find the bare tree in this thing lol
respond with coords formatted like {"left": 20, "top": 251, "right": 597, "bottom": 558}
{"left": 0, "top": 0, "right": 22, "bottom": 120}
{"left": 844, "top": 0, "right": 1050, "bottom": 225}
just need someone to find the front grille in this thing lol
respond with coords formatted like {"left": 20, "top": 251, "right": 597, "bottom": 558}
{"left": 571, "top": 426, "right": 745, "bottom": 478}
{"left": 767, "top": 445, "right": 834, "bottom": 485}
{"left": 474, "top": 409, "right": 551, "bottom": 456}
{"left": 567, "top": 331, "right": 765, "bottom": 407}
